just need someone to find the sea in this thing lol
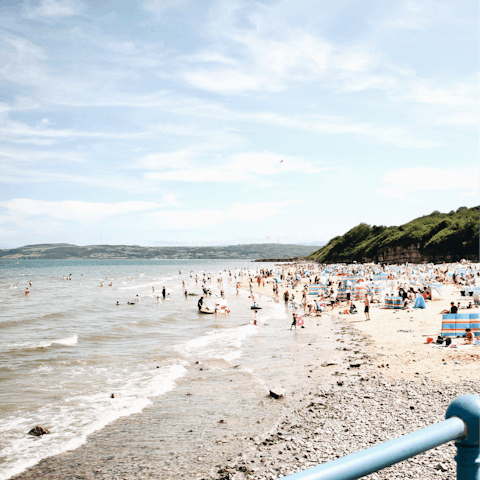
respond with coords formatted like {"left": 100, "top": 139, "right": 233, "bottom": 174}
{"left": 0, "top": 259, "right": 341, "bottom": 479}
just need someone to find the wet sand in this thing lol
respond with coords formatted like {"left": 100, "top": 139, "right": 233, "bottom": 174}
{"left": 9, "top": 294, "right": 353, "bottom": 480}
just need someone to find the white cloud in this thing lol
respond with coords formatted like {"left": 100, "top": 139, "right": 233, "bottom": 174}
{"left": 150, "top": 200, "right": 300, "bottom": 228}
{"left": 376, "top": 167, "right": 480, "bottom": 198}
{"left": 0, "top": 199, "right": 166, "bottom": 223}
{"left": 138, "top": 148, "right": 198, "bottom": 170}
{"left": 23, "top": 0, "right": 85, "bottom": 19}
{"left": 145, "top": 151, "right": 320, "bottom": 183}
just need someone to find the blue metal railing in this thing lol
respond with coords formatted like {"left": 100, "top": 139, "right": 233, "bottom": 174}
{"left": 282, "top": 394, "right": 480, "bottom": 480}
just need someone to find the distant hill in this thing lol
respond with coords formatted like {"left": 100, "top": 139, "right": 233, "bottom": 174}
{"left": 0, "top": 243, "right": 323, "bottom": 260}
{"left": 307, "top": 206, "right": 479, "bottom": 264}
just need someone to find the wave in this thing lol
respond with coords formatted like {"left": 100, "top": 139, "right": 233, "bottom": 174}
{"left": 174, "top": 324, "right": 257, "bottom": 362}
{"left": 0, "top": 362, "right": 187, "bottom": 480}
{"left": 4, "top": 334, "right": 78, "bottom": 351}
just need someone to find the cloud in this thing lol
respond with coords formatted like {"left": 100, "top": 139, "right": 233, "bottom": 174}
{"left": 145, "top": 151, "right": 320, "bottom": 183}
{"left": 23, "top": 0, "right": 85, "bottom": 19}
{"left": 149, "top": 200, "right": 300, "bottom": 228}
{"left": 0, "top": 199, "right": 167, "bottom": 224}
{"left": 141, "top": 0, "right": 189, "bottom": 16}
{"left": 376, "top": 167, "right": 480, "bottom": 198}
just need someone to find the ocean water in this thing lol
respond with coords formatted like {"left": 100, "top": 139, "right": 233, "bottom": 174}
{"left": 0, "top": 259, "right": 340, "bottom": 479}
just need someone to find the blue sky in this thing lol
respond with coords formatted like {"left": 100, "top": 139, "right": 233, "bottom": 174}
{"left": 0, "top": 0, "right": 477, "bottom": 248}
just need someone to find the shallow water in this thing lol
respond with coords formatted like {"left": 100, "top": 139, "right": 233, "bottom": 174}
{"left": 0, "top": 259, "right": 340, "bottom": 479}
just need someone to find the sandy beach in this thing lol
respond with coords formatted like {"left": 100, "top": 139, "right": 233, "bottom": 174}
{"left": 6, "top": 261, "right": 479, "bottom": 480}
{"left": 244, "top": 270, "right": 480, "bottom": 384}
{"left": 225, "top": 262, "right": 480, "bottom": 479}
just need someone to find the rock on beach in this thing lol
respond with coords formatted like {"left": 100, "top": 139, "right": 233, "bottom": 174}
{"left": 28, "top": 426, "right": 50, "bottom": 436}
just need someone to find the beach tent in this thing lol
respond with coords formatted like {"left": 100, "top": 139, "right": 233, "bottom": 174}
{"left": 414, "top": 295, "right": 426, "bottom": 309}
{"left": 441, "top": 313, "right": 480, "bottom": 337}
{"left": 430, "top": 288, "right": 442, "bottom": 301}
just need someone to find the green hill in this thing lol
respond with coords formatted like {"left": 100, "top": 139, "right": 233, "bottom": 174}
{"left": 307, "top": 206, "right": 479, "bottom": 264}
{"left": 0, "top": 243, "right": 322, "bottom": 260}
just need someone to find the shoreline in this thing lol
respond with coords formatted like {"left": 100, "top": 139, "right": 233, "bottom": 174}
{"left": 8, "top": 273, "right": 354, "bottom": 480}
{"left": 7, "top": 262, "right": 480, "bottom": 480}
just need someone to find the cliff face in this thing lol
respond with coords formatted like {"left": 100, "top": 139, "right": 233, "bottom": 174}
{"left": 308, "top": 207, "right": 479, "bottom": 264}
{"left": 372, "top": 244, "right": 423, "bottom": 264}
{"left": 362, "top": 244, "right": 477, "bottom": 264}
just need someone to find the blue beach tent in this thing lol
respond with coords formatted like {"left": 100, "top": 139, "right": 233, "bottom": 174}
{"left": 414, "top": 295, "right": 426, "bottom": 309}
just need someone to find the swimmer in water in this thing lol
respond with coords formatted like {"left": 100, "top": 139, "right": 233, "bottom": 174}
{"left": 157, "top": 296, "right": 161, "bottom": 303}
{"left": 116, "top": 301, "right": 120, "bottom": 305}
{"left": 25, "top": 287, "right": 29, "bottom": 295}
{"left": 135, "top": 294, "right": 141, "bottom": 302}
{"left": 29, "top": 281, "right": 32, "bottom": 286}
{"left": 109, "top": 282, "right": 113, "bottom": 286}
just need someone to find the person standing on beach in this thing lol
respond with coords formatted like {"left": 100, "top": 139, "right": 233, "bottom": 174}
{"left": 284, "top": 290, "right": 289, "bottom": 305}
{"left": 364, "top": 296, "right": 370, "bottom": 320}
{"left": 290, "top": 313, "right": 297, "bottom": 330}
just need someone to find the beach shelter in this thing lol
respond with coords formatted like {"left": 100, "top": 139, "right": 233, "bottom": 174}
{"left": 430, "top": 288, "right": 442, "bottom": 301}
{"left": 337, "top": 288, "right": 348, "bottom": 301}
{"left": 354, "top": 283, "right": 367, "bottom": 300}
{"left": 414, "top": 294, "right": 426, "bottom": 309}
{"left": 441, "top": 313, "right": 480, "bottom": 337}
{"left": 385, "top": 296, "right": 403, "bottom": 309}
{"left": 308, "top": 284, "right": 328, "bottom": 295}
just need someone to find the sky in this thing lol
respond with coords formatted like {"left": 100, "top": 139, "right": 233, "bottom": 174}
{"left": 0, "top": 0, "right": 478, "bottom": 248}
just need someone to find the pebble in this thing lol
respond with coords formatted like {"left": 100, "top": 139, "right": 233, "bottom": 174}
{"left": 214, "top": 378, "right": 479, "bottom": 480}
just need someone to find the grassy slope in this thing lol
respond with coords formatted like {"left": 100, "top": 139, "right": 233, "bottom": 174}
{"left": 308, "top": 206, "right": 479, "bottom": 264}
{"left": 0, "top": 243, "right": 321, "bottom": 260}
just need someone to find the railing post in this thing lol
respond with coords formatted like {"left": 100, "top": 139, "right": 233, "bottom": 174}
{"left": 446, "top": 394, "right": 480, "bottom": 480}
